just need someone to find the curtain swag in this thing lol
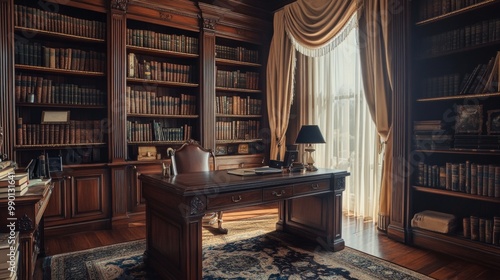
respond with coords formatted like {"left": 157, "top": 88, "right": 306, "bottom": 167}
{"left": 287, "top": 14, "right": 359, "bottom": 57}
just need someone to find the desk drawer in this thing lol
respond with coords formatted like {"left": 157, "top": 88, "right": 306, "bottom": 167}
{"left": 263, "top": 186, "right": 293, "bottom": 201}
{"left": 207, "top": 189, "right": 262, "bottom": 209}
{"left": 293, "top": 180, "right": 330, "bottom": 195}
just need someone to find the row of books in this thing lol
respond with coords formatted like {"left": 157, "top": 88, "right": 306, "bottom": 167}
{"left": 126, "top": 88, "right": 196, "bottom": 115}
{"left": 421, "top": 18, "right": 500, "bottom": 56}
{"left": 216, "top": 95, "right": 262, "bottom": 115}
{"left": 16, "top": 120, "right": 104, "bottom": 146}
{"left": 416, "top": 0, "right": 490, "bottom": 22}
{"left": 417, "top": 161, "right": 500, "bottom": 197}
{"left": 15, "top": 42, "right": 106, "bottom": 72}
{"left": 15, "top": 4, "right": 105, "bottom": 39}
{"left": 216, "top": 69, "right": 259, "bottom": 90}
{"left": 126, "top": 121, "right": 192, "bottom": 142}
{"left": 459, "top": 52, "right": 500, "bottom": 95}
{"left": 127, "top": 53, "right": 195, "bottom": 83}
{"left": 126, "top": 29, "right": 198, "bottom": 54}
{"left": 215, "top": 45, "right": 259, "bottom": 63}
{"left": 15, "top": 74, "right": 105, "bottom": 105}
{"left": 216, "top": 120, "right": 261, "bottom": 140}
{"left": 463, "top": 216, "right": 500, "bottom": 245}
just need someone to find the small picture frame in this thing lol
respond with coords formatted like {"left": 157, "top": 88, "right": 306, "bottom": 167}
{"left": 237, "top": 143, "right": 249, "bottom": 154}
{"left": 215, "top": 145, "right": 227, "bottom": 156}
{"left": 487, "top": 109, "right": 500, "bottom": 135}
{"left": 283, "top": 150, "right": 299, "bottom": 168}
{"left": 48, "top": 156, "right": 63, "bottom": 172}
{"left": 42, "top": 111, "right": 70, "bottom": 124}
{"left": 455, "top": 105, "right": 483, "bottom": 134}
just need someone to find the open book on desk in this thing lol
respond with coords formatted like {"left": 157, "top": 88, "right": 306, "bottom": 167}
{"left": 227, "top": 166, "right": 282, "bottom": 176}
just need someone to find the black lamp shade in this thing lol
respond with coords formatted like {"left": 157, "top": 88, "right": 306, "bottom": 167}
{"left": 295, "top": 125, "right": 326, "bottom": 144}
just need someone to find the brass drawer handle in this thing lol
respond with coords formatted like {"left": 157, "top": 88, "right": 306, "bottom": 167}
{"left": 231, "top": 195, "right": 242, "bottom": 202}
{"left": 311, "top": 184, "right": 319, "bottom": 190}
{"left": 272, "top": 190, "right": 286, "bottom": 197}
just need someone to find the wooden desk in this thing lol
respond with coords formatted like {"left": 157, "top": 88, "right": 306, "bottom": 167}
{"left": 140, "top": 168, "right": 349, "bottom": 280}
{"left": 0, "top": 183, "right": 53, "bottom": 280}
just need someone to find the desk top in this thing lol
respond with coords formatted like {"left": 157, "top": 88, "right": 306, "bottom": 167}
{"left": 139, "top": 168, "right": 349, "bottom": 196}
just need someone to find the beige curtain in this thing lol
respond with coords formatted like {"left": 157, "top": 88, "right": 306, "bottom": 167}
{"left": 358, "top": 0, "right": 393, "bottom": 231}
{"left": 266, "top": 0, "right": 358, "bottom": 160}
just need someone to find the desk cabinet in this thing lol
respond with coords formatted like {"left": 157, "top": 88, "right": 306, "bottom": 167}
{"left": 0, "top": 183, "right": 52, "bottom": 280}
{"left": 45, "top": 166, "right": 109, "bottom": 235}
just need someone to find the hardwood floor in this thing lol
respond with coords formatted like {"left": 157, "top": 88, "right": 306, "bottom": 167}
{"left": 37, "top": 205, "right": 500, "bottom": 279}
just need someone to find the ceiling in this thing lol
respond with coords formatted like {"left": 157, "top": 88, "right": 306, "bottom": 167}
{"left": 198, "top": 0, "right": 296, "bottom": 20}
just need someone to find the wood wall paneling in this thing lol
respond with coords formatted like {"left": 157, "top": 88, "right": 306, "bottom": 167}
{"left": 0, "top": 0, "right": 14, "bottom": 162}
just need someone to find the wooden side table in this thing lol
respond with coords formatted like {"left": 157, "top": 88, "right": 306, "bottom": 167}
{"left": 0, "top": 182, "right": 53, "bottom": 280}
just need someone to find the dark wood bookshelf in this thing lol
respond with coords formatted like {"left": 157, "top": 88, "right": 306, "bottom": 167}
{"left": 401, "top": 0, "right": 500, "bottom": 268}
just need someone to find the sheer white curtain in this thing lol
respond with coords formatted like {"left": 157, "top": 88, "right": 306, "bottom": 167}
{"left": 307, "top": 26, "right": 381, "bottom": 221}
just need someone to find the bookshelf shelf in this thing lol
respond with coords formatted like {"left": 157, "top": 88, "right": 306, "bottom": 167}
{"left": 415, "top": 0, "right": 497, "bottom": 26}
{"left": 216, "top": 139, "right": 263, "bottom": 144}
{"left": 127, "top": 45, "right": 198, "bottom": 58}
{"left": 417, "top": 92, "right": 500, "bottom": 102}
{"left": 16, "top": 103, "right": 106, "bottom": 109}
{"left": 127, "top": 114, "right": 198, "bottom": 118}
{"left": 126, "top": 78, "right": 198, "bottom": 88}
{"left": 15, "top": 143, "right": 106, "bottom": 150}
{"left": 412, "top": 186, "right": 500, "bottom": 203}
{"left": 216, "top": 114, "right": 262, "bottom": 118}
{"left": 127, "top": 141, "right": 185, "bottom": 145}
{"left": 15, "top": 64, "right": 105, "bottom": 76}
{"left": 14, "top": 26, "right": 105, "bottom": 43}
{"left": 215, "top": 58, "right": 261, "bottom": 67}
{"left": 411, "top": 228, "right": 500, "bottom": 268}
{"left": 216, "top": 87, "right": 261, "bottom": 93}
{"left": 414, "top": 149, "right": 500, "bottom": 155}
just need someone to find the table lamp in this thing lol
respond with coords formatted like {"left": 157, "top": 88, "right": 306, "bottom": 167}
{"left": 295, "top": 125, "right": 326, "bottom": 171}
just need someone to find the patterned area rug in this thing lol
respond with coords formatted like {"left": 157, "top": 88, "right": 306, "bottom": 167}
{"left": 43, "top": 215, "right": 432, "bottom": 280}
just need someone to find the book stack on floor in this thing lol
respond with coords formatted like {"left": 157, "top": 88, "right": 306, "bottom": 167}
{"left": 0, "top": 232, "right": 19, "bottom": 280}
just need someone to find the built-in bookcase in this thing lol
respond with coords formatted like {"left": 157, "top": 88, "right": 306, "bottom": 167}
{"left": 409, "top": 0, "right": 500, "bottom": 268}
{"left": 125, "top": 19, "right": 200, "bottom": 160}
{"left": 214, "top": 37, "right": 265, "bottom": 156}
{"left": 13, "top": 0, "right": 107, "bottom": 166}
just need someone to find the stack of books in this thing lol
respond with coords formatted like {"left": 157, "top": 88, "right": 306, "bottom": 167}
{"left": 0, "top": 161, "right": 17, "bottom": 198}
{"left": 0, "top": 231, "right": 19, "bottom": 280}
{"left": 0, "top": 172, "right": 29, "bottom": 199}
{"left": 413, "top": 120, "right": 452, "bottom": 149}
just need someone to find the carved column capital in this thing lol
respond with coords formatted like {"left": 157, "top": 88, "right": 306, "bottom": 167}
{"left": 19, "top": 214, "right": 34, "bottom": 232}
{"left": 202, "top": 18, "right": 218, "bottom": 30}
{"left": 111, "top": 0, "right": 129, "bottom": 11}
